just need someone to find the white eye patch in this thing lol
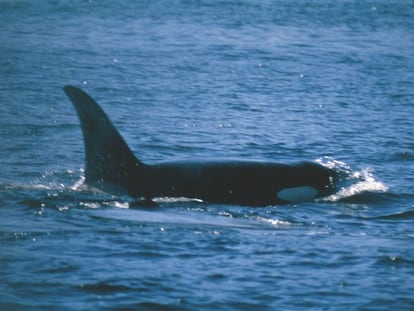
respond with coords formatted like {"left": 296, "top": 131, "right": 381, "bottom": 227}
{"left": 277, "top": 186, "right": 319, "bottom": 203}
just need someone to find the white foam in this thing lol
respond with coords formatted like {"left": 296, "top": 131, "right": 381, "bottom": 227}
{"left": 70, "top": 175, "right": 85, "bottom": 191}
{"left": 256, "top": 216, "right": 292, "bottom": 226}
{"left": 323, "top": 168, "right": 388, "bottom": 202}
{"left": 153, "top": 197, "right": 203, "bottom": 203}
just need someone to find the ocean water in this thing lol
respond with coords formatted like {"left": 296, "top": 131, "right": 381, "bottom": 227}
{"left": 1, "top": 0, "right": 414, "bottom": 310}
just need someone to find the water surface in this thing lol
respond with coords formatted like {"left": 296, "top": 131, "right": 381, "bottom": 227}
{"left": 1, "top": 1, "right": 413, "bottom": 310}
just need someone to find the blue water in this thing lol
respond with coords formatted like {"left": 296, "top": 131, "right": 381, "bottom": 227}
{"left": 1, "top": 1, "right": 414, "bottom": 310}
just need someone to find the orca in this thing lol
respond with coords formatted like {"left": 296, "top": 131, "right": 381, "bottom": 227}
{"left": 63, "top": 85, "right": 337, "bottom": 206}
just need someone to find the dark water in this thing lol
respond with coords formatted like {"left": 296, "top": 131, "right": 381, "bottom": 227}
{"left": 1, "top": 1, "right": 414, "bottom": 310}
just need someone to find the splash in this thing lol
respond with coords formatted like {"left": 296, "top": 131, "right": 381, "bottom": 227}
{"left": 70, "top": 170, "right": 85, "bottom": 191}
{"left": 255, "top": 216, "right": 293, "bottom": 227}
{"left": 316, "top": 157, "right": 388, "bottom": 202}
{"left": 153, "top": 197, "right": 204, "bottom": 204}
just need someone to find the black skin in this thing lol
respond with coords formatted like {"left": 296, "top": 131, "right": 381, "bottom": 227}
{"left": 140, "top": 161, "right": 336, "bottom": 206}
{"left": 64, "top": 85, "right": 337, "bottom": 206}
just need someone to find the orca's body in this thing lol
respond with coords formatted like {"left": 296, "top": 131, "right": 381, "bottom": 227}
{"left": 64, "top": 85, "right": 337, "bottom": 206}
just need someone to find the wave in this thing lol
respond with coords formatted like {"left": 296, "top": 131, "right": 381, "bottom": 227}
{"left": 365, "top": 210, "right": 414, "bottom": 221}
{"left": 0, "top": 158, "right": 393, "bottom": 212}
{"left": 316, "top": 157, "right": 389, "bottom": 203}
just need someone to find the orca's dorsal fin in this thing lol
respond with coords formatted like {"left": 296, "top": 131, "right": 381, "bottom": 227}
{"left": 64, "top": 85, "right": 143, "bottom": 193}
